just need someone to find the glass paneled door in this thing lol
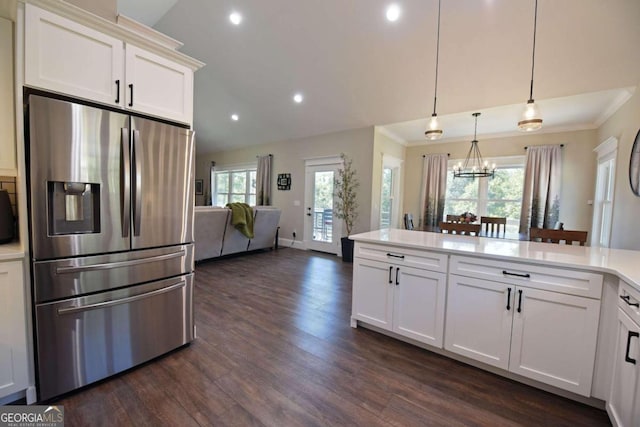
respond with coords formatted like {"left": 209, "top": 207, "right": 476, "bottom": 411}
{"left": 305, "top": 160, "right": 342, "bottom": 254}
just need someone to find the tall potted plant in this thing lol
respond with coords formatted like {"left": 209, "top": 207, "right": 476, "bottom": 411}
{"left": 334, "top": 153, "right": 359, "bottom": 262}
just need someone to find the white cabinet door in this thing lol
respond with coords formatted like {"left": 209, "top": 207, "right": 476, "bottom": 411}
{"left": 0, "top": 17, "right": 16, "bottom": 176}
{"left": 509, "top": 288, "right": 600, "bottom": 396}
{"left": 352, "top": 259, "right": 394, "bottom": 330}
{"left": 393, "top": 266, "right": 446, "bottom": 347}
{"left": 444, "top": 275, "right": 513, "bottom": 370}
{"left": 0, "top": 261, "right": 29, "bottom": 398}
{"left": 125, "top": 45, "right": 193, "bottom": 124}
{"left": 607, "top": 309, "right": 640, "bottom": 427}
{"left": 24, "top": 5, "right": 124, "bottom": 107}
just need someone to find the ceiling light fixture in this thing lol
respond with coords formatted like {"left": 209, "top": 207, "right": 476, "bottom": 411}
{"left": 229, "top": 11, "right": 243, "bottom": 25}
{"left": 293, "top": 93, "right": 304, "bottom": 104}
{"left": 386, "top": 4, "right": 401, "bottom": 22}
{"left": 518, "top": 0, "right": 543, "bottom": 132}
{"left": 425, "top": 0, "right": 443, "bottom": 140}
{"left": 453, "top": 113, "right": 495, "bottom": 179}
{"left": 231, "top": 114, "right": 239, "bottom": 121}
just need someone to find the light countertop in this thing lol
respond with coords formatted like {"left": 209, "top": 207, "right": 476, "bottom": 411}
{"left": 350, "top": 229, "right": 640, "bottom": 291}
{"left": 0, "top": 242, "right": 25, "bottom": 261}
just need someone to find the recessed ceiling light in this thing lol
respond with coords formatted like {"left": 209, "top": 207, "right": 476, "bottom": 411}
{"left": 293, "top": 93, "right": 304, "bottom": 104}
{"left": 386, "top": 4, "right": 401, "bottom": 22}
{"left": 231, "top": 114, "right": 239, "bottom": 121}
{"left": 229, "top": 11, "right": 243, "bottom": 25}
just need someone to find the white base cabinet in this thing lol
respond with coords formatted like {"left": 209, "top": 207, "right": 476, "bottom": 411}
{"left": 352, "top": 244, "right": 447, "bottom": 348}
{"left": 0, "top": 260, "right": 29, "bottom": 399}
{"left": 608, "top": 281, "right": 640, "bottom": 427}
{"left": 445, "top": 257, "right": 601, "bottom": 397}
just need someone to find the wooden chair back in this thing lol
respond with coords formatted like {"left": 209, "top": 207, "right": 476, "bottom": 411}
{"left": 446, "top": 214, "right": 463, "bottom": 223}
{"left": 529, "top": 228, "right": 588, "bottom": 246}
{"left": 439, "top": 221, "right": 481, "bottom": 236}
{"left": 481, "top": 216, "right": 507, "bottom": 236}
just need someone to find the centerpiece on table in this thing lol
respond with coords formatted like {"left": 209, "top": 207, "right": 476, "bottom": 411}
{"left": 459, "top": 212, "right": 477, "bottom": 223}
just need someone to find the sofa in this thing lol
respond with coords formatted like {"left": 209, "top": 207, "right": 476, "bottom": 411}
{"left": 194, "top": 206, "right": 281, "bottom": 262}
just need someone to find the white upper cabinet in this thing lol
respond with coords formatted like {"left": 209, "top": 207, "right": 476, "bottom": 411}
{"left": 23, "top": 4, "right": 200, "bottom": 125}
{"left": 125, "top": 45, "right": 193, "bottom": 124}
{"left": 25, "top": 5, "right": 124, "bottom": 107}
{"left": 0, "top": 17, "right": 16, "bottom": 176}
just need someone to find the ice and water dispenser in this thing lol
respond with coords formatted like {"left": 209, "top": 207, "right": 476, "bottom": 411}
{"left": 47, "top": 181, "right": 101, "bottom": 235}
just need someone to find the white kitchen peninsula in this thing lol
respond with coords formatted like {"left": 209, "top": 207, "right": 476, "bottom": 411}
{"left": 350, "top": 228, "right": 640, "bottom": 417}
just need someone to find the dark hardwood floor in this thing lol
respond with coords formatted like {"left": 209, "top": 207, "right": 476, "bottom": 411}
{"left": 56, "top": 248, "right": 611, "bottom": 426}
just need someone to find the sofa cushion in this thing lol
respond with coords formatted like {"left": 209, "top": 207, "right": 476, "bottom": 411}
{"left": 194, "top": 207, "right": 229, "bottom": 261}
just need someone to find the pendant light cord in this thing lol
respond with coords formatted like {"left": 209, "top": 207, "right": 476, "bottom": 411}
{"left": 432, "top": 0, "right": 442, "bottom": 115}
{"left": 529, "top": 0, "right": 538, "bottom": 102}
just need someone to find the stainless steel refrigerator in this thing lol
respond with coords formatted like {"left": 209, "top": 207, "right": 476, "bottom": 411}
{"left": 26, "top": 94, "right": 195, "bottom": 401}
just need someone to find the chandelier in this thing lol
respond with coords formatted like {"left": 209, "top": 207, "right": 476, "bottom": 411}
{"left": 425, "top": 0, "right": 443, "bottom": 140}
{"left": 518, "top": 0, "right": 543, "bottom": 131}
{"left": 453, "top": 113, "right": 495, "bottom": 179}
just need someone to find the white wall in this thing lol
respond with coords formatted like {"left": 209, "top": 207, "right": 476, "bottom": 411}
{"left": 195, "top": 126, "right": 375, "bottom": 244}
{"left": 597, "top": 86, "right": 640, "bottom": 250}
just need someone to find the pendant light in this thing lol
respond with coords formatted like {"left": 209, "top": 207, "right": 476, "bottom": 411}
{"left": 453, "top": 113, "right": 495, "bottom": 179}
{"left": 518, "top": 0, "right": 543, "bottom": 131}
{"left": 425, "top": 0, "right": 443, "bottom": 140}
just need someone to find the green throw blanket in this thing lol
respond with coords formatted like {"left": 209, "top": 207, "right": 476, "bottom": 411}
{"left": 226, "top": 203, "right": 254, "bottom": 238}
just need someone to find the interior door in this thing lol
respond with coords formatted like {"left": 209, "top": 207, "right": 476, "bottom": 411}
{"left": 304, "top": 161, "right": 341, "bottom": 254}
{"left": 131, "top": 117, "right": 194, "bottom": 250}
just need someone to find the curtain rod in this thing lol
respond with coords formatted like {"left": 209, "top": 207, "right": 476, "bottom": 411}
{"left": 256, "top": 154, "right": 273, "bottom": 158}
{"left": 524, "top": 144, "right": 564, "bottom": 150}
{"left": 423, "top": 153, "right": 450, "bottom": 157}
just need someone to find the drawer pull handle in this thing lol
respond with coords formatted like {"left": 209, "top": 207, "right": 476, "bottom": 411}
{"left": 517, "top": 289, "right": 523, "bottom": 313}
{"left": 625, "top": 331, "right": 639, "bottom": 365}
{"left": 388, "top": 266, "right": 393, "bottom": 284}
{"left": 395, "top": 267, "right": 400, "bottom": 286}
{"left": 506, "top": 287, "right": 512, "bottom": 311}
{"left": 387, "top": 253, "right": 405, "bottom": 259}
{"left": 502, "top": 270, "right": 531, "bottom": 279}
{"left": 620, "top": 295, "right": 640, "bottom": 308}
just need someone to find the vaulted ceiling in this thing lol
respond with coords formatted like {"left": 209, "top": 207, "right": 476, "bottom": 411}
{"left": 118, "top": 0, "right": 640, "bottom": 153}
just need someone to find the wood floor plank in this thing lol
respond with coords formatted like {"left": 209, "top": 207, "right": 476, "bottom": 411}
{"left": 53, "top": 248, "right": 611, "bottom": 426}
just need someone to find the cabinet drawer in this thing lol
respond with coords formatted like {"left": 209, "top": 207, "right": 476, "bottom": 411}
{"left": 355, "top": 243, "right": 447, "bottom": 273}
{"left": 450, "top": 255, "right": 602, "bottom": 299}
{"left": 618, "top": 280, "right": 640, "bottom": 325}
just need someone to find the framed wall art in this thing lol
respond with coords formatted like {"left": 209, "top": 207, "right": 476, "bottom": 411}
{"left": 277, "top": 173, "right": 291, "bottom": 190}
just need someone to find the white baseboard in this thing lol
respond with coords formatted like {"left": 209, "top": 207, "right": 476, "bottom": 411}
{"left": 278, "top": 238, "right": 307, "bottom": 250}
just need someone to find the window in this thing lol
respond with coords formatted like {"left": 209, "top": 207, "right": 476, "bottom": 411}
{"left": 444, "top": 157, "right": 524, "bottom": 234}
{"left": 211, "top": 166, "right": 256, "bottom": 206}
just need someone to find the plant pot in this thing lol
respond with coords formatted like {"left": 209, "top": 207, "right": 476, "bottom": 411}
{"left": 341, "top": 236, "right": 354, "bottom": 263}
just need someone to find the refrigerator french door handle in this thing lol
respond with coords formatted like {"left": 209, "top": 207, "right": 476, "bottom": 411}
{"left": 56, "top": 280, "right": 186, "bottom": 315}
{"left": 133, "top": 129, "right": 142, "bottom": 236}
{"left": 121, "top": 128, "right": 131, "bottom": 238}
{"left": 55, "top": 250, "right": 186, "bottom": 274}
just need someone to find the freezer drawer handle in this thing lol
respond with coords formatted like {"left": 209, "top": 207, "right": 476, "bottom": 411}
{"left": 625, "top": 331, "right": 639, "bottom": 365}
{"left": 55, "top": 250, "right": 186, "bottom": 274}
{"left": 620, "top": 295, "right": 640, "bottom": 308}
{"left": 57, "top": 280, "right": 186, "bottom": 315}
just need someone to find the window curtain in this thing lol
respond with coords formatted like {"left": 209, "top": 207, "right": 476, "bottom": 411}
{"left": 256, "top": 154, "right": 272, "bottom": 206}
{"left": 208, "top": 161, "right": 216, "bottom": 205}
{"left": 519, "top": 145, "right": 562, "bottom": 233}
{"left": 420, "top": 154, "right": 448, "bottom": 228}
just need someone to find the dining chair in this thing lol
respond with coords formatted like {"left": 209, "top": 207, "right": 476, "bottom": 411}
{"left": 446, "top": 214, "right": 463, "bottom": 223}
{"left": 481, "top": 216, "right": 507, "bottom": 236}
{"left": 439, "top": 221, "right": 481, "bottom": 236}
{"left": 529, "top": 228, "right": 588, "bottom": 246}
